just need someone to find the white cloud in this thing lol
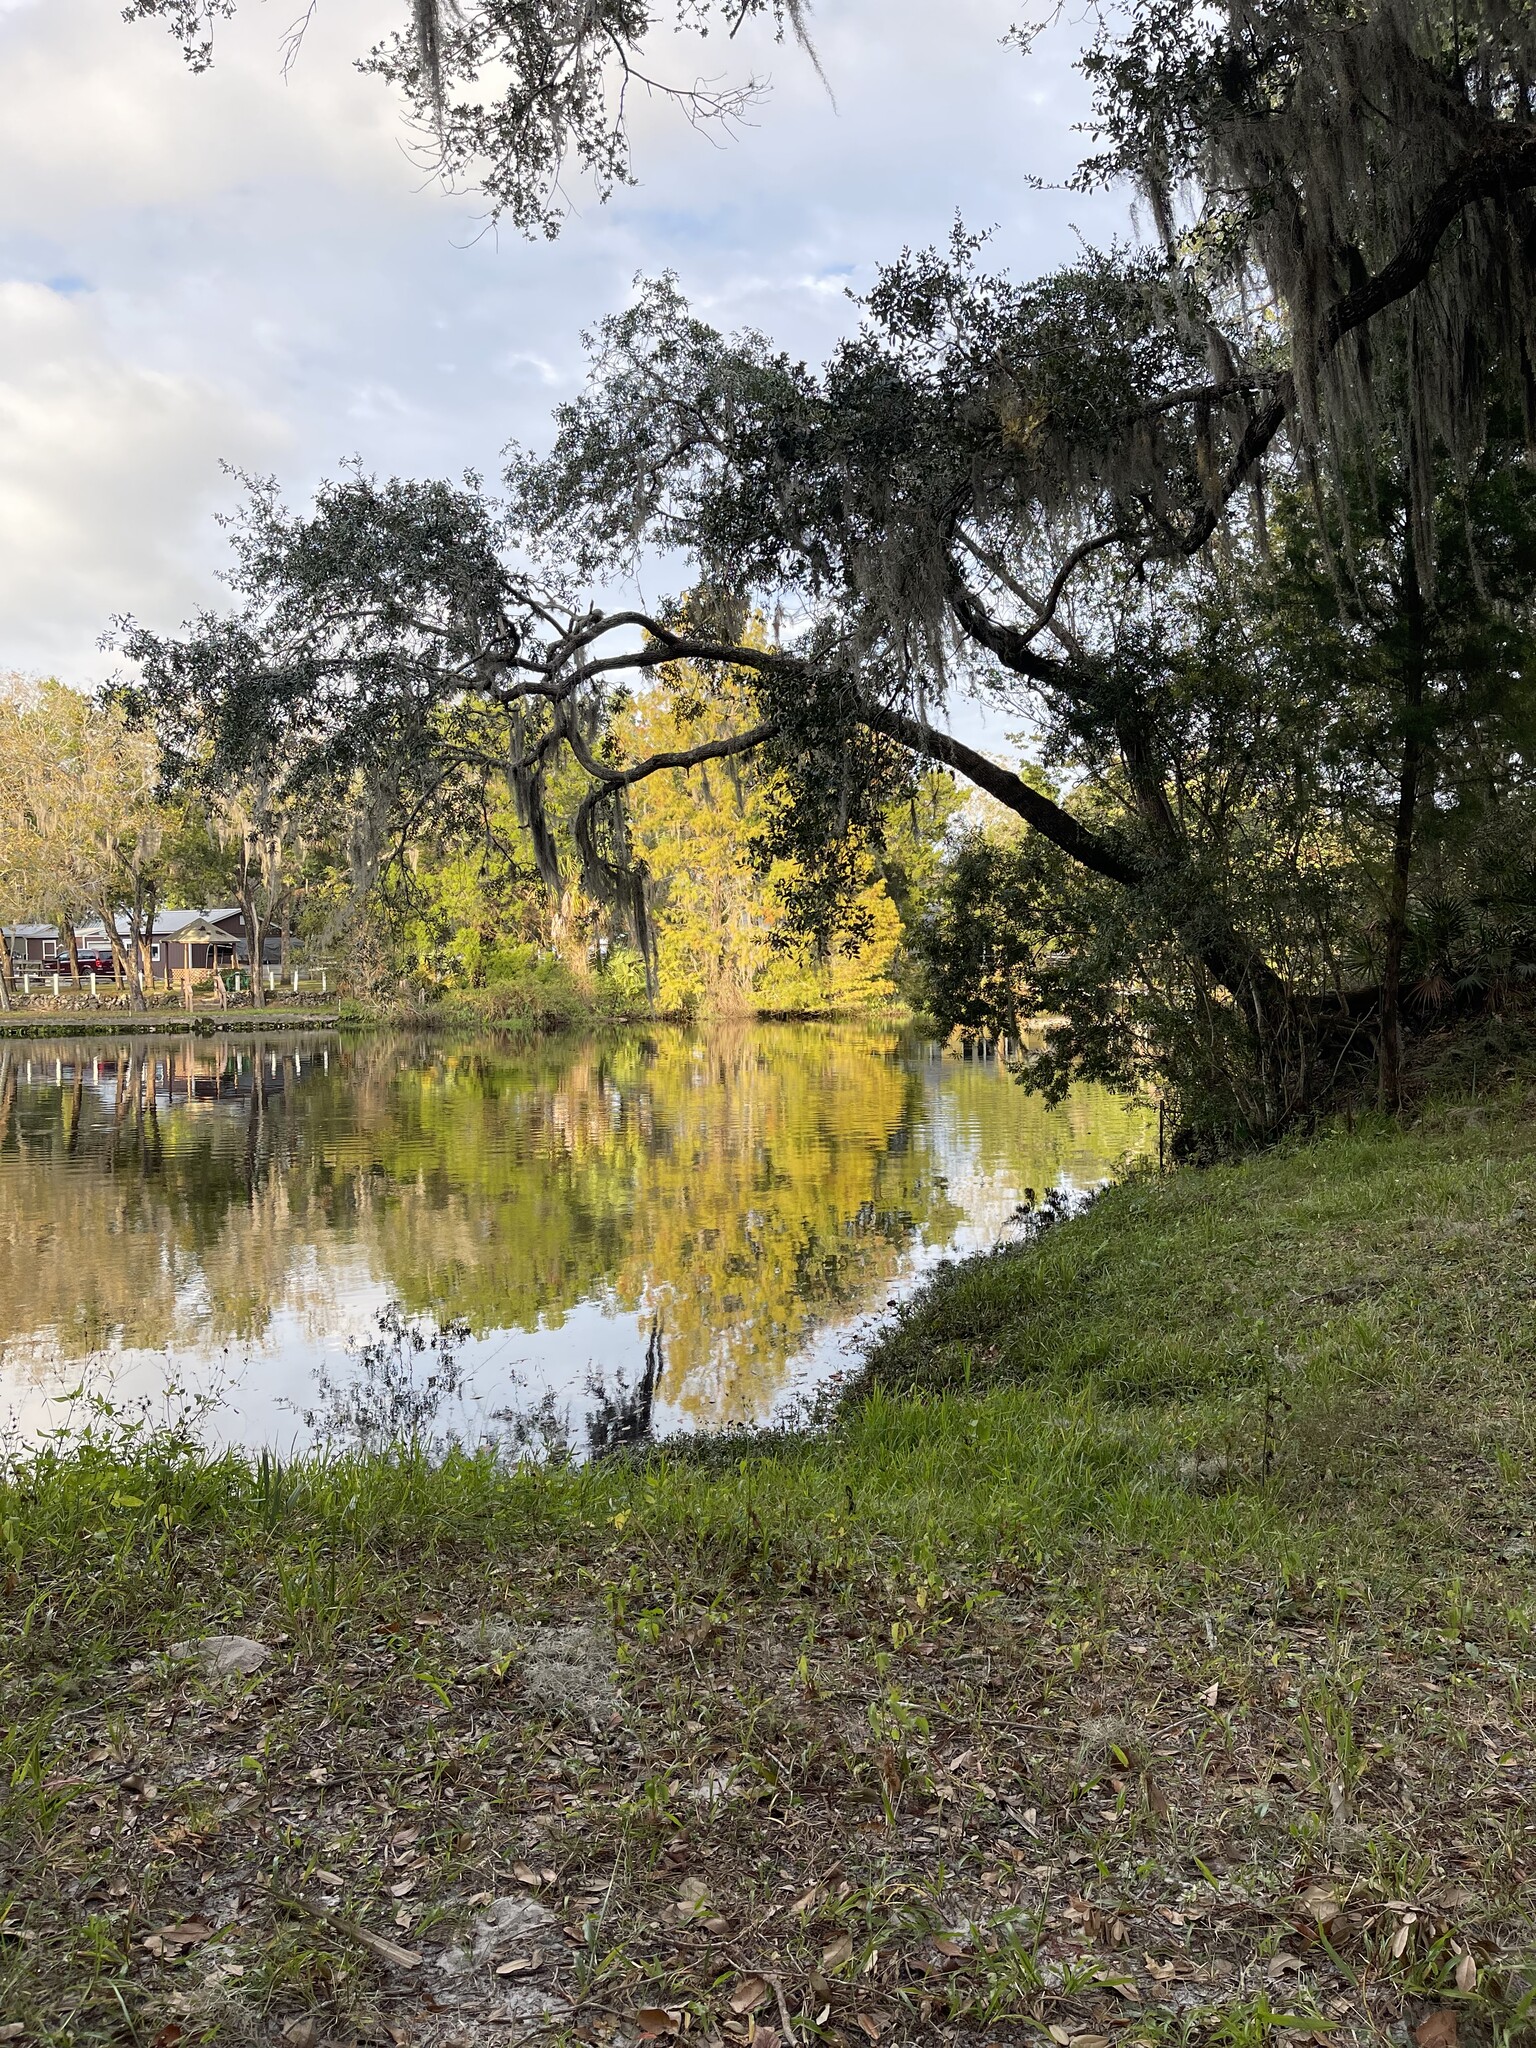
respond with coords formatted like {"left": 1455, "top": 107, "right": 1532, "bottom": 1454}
{"left": 0, "top": 0, "right": 1131, "bottom": 681}
{"left": 0, "top": 281, "right": 287, "bottom": 678}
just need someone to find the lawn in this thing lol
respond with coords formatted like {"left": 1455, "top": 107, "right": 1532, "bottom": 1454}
{"left": 2, "top": 1089, "right": 1533, "bottom": 2046}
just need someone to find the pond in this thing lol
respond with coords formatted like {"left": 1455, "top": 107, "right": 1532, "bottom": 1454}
{"left": 0, "top": 1023, "right": 1152, "bottom": 1452}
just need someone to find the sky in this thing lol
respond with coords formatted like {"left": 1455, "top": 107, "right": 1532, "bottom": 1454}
{"left": 0, "top": 0, "right": 1128, "bottom": 688}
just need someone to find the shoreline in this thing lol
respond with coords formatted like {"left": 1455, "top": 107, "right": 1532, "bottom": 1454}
{"left": 0, "top": 1080, "right": 1530, "bottom": 2040}
{"left": 0, "top": 1009, "right": 342, "bottom": 1038}
{"left": 0, "top": 999, "right": 919, "bottom": 1041}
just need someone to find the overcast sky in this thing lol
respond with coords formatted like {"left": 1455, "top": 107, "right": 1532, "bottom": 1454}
{"left": 0, "top": 0, "right": 1126, "bottom": 686}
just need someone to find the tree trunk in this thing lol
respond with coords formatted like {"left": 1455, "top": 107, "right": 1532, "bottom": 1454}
{"left": 64, "top": 922, "right": 82, "bottom": 988}
{"left": 0, "top": 930, "right": 12, "bottom": 1012}
{"left": 98, "top": 902, "right": 130, "bottom": 991}
{"left": 240, "top": 889, "right": 268, "bottom": 1010}
{"left": 1379, "top": 572, "right": 1428, "bottom": 1112}
{"left": 126, "top": 879, "right": 156, "bottom": 1013}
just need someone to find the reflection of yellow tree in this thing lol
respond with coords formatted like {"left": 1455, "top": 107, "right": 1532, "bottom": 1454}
{"left": 0, "top": 1029, "right": 1152, "bottom": 1426}
{"left": 328, "top": 1029, "right": 957, "bottom": 1418}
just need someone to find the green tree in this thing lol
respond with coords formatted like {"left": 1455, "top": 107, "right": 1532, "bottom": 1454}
{"left": 115, "top": 0, "right": 1536, "bottom": 1132}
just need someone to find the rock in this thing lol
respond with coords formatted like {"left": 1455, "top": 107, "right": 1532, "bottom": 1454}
{"left": 167, "top": 1635, "right": 272, "bottom": 1679}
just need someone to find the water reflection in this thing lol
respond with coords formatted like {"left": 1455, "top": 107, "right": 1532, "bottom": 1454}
{"left": 0, "top": 1026, "right": 1152, "bottom": 1445}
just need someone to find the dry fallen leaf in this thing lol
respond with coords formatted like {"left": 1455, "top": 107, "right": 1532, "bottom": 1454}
{"left": 729, "top": 1975, "right": 770, "bottom": 2015}
{"left": 1299, "top": 1883, "right": 1341, "bottom": 1926}
{"left": 513, "top": 1861, "right": 541, "bottom": 1887}
{"left": 635, "top": 2010, "right": 681, "bottom": 2039}
{"left": 822, "top": 1933, "right": 854, "bottom": 1971}
{"left": 1455, "top": 1954, "right": 1478, "bottom": 1993}
{"left": 1415, "top": 2013, "right": 1458, "bottom": 2048}
{"left": 1202, "top": 1682, "right": 1220, "bottom": 1708}
{"left": 854, "top": 2019, "right": 881, "bottom": 2043}
{"left": 149, "top": 1921, "right": 214, "bottom": 1949}
{"left": 281, "top": 2025, "right": 318, "bottom": 2048}
{"left": 495, "top": 1956, "right": 539, "bottom": 1978}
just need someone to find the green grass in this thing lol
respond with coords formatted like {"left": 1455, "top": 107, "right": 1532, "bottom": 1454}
{"left": 3, "top": 1089, "right": 1535, "bottom": 2044}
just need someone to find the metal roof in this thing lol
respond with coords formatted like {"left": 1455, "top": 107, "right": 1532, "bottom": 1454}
{"left": 74, "top": 908, "right": 247, "bottom": 940}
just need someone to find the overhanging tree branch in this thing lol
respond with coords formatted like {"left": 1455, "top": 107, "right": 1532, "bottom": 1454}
{"left": 856, "top": 698, "right": 1147, "bottom": 888}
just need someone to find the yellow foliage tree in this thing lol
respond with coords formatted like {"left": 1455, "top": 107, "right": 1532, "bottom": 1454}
{"left": 620, "top": 661, "right": 903, "bottom": 1016}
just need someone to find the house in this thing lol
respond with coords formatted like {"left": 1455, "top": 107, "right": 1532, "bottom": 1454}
{"left": 159, "top": 908, "right": 284, "bottom": 973}
{"left": 13, "top": 910, "right": 286, "bottom": 985}
{"left": 1, "top": 924, "right": 65, "bottom": 966}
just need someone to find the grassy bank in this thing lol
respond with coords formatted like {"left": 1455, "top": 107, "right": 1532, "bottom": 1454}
{"left": 2, "top": 1092, "right": 1533, "bottom": 2046}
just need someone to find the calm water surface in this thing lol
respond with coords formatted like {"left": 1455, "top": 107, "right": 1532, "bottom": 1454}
{"left": 0, "top": 1024, "right": 1152, "bottom": 1448}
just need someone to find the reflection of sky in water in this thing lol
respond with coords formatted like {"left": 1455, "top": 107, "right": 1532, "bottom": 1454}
{"left": 0, "top": 1026, "right": 1152, "bottom": 1449}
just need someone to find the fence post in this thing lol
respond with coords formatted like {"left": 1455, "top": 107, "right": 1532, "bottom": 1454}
{"left": 321, "top": 970, "right": 327, "bottom": 996}
{"left": 267, "top": 968, "right": 275, "bottom": 994}
{"left": 89, "top": 971, "right": 97, "bottom": 997}
{"left": 292, "top": 969, "right": 299, "bottom": 994}
{"left": 51, "top": 972, "right": 59, "bottom": 999}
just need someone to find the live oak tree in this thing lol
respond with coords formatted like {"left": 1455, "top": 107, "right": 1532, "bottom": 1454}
{"left": 120, "top": 0, "right": 1536, "bottom": 1123}
{"left": 911, "top": 451, "right": 1536, "bottom": 1141}
{"left": 126, "top": 0, "right": 821, "bottom": 236}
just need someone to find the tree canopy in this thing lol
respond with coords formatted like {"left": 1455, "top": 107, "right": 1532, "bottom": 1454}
{"left": 113, "top": 0, "right": 1536, "bottom": 1133}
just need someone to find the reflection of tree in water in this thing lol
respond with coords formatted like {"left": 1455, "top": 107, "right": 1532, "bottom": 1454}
{"left": 298, "top": 1305, "right": 473, "bottom": 1454}
{"left": 584, "top": 1317, "right": 662, "bottom": 1458}
{"left": 363, "top": 1026, "right": 972, "bottom": 1422}
{"left": 0, "top": 1035, "right": 343, "bottom": 1370}
{"left": 295, "top": 1302, "right": 661, "bottom": 1462}
{"left": 0, "top": 1025, "right": 1153, "bottom": 1426}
